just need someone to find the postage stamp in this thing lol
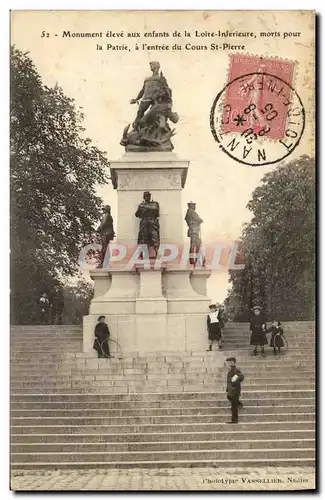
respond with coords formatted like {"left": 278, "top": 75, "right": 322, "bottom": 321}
{"left": 210, "top": 54, "right": 305, "bottom": 166}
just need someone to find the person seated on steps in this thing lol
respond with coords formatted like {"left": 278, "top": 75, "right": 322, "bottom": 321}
{"left": 249, "top": 305, "right": 268, "bottom": 356}
{"left": 93, "top": 316, "right": 111, "bottom": 358}
{"left": 206, "top": 304, "right": 223, "bottom": 351}
{"left": 225, "top": 357, "right": 245, "bottom": 424}
{"left": 268, "top": 320, "right": 285, "bottom": 355}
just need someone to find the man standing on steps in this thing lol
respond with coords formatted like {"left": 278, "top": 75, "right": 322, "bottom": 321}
{"left": 225, "top": 357, "right": 244, "bottom": 424}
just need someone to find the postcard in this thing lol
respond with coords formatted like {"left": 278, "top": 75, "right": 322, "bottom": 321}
{"left": 10, "top": 10, "right": 315, "bottom": 491}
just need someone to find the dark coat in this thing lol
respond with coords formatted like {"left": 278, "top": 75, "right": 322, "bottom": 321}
{"left": 250, "top": 314, "right": 268, "bottom": 345}
{"left": 268, "top": 326, "right": 285, "bottom": 347}
{"left": 93, "top": 322, "right": 110, "bottom": 352}
{"left": 226, "top": 367, "right": 245, "bottom": 397}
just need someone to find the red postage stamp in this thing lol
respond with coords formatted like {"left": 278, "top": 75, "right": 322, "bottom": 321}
{"left": 222, "top": 54, "right": 295, "bottom": 140}
{"left": 210, "top": 53, "right": 305, "bottom": 167}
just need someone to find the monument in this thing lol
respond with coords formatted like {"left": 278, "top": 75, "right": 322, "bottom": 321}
{"left": 83, "top": 62, "right": 211, "bottom": 353}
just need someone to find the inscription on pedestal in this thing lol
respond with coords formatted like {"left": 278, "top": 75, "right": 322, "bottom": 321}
{"left": 118, "top": 170, "right": 182, "bottom": 190}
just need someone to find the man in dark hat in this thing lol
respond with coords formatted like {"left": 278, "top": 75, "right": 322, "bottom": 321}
{"left": 249, "top": 305, "right": 268, "bottom": 356}
{"left": 225, "top": 357, "right": 245, "bottom": 424}
{"left": 97, "top": 205, "right": 115, "bottom": 268}
{"left": 206, "top": 304, "right": 223, "bottom": 351}
{"left": 185, "top": 201, "right": 203, "bottom": 266}
{"left": 93, "top": 316, "right": 111, "bottom": 358}
{"left": 135, "top": 191, "right": 160, "bottom": 258}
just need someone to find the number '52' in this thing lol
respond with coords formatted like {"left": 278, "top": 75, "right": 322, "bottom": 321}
{"left": 41, "top": 31, "right": 50, "bottom": 38}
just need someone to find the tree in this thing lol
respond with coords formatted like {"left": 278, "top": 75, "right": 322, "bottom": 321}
{"left": 10, "top": 46, "right": 109, "bottom": 323}
{"left": 224, "top": 155, "right": 315, "bottom": 321}
{"left": 62, "top": 279, "right": 94, "bottom": 325}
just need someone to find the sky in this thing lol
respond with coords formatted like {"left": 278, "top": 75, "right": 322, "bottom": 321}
{"left": 10, "top": 10, "right": 315, "bottom": 302}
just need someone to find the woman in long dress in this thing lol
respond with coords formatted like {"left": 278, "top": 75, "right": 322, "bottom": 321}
{"left": 249, "top": 306, "right": 268, "bottom": 356}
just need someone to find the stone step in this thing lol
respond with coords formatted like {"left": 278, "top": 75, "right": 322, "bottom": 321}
{"left": 10, "top": 397, "right": 315, "bottom": 410}
{"left": 10, "top": 335, "right": 82, "bottom": 340}
{"left": 11, "top": 447, "right": 315, "bottom": 465}
{"left": 10, "top": 373, "right": 316, "bottom": 384}
{"left": 9, "top": 323, "right": 314, "bottom": 331}
{"left": 11, "top": 405, "right": 315, "bottom": 418}
{"left": 10, "top": 389, "right": 315, "bottom": 401}
{"left": 10, "top": 355, "right": 315, "bottom": 366}
{"left": 10, "top": 357, "right": 315, "bottom": 367}
{"left": 223, "top": 329, "right": 315, "bottom": 334}
{"left": 10, "top": 332, "right": 313, "bottom": 343}
{"left": 11, "top": 346, "right": 81, "bottom": 352}
{"left": 10, "top": 355, "right": 315, "bottom": 365}
{"left": 10, "top": 361, "right": 315, "bottom": 373}
{"left": 15, "top": 386, "right": 304, "bottom": 394}
{"left": 10, "top": 348, "right": 315, "bottom": 358}
{"left": 11, "top": 428, "right": 315, "bottom": 444}
{"left": 223, "top": 335, "right": 315, "bottom": 340}
{"left": 10, "top": 332, "right": 315, "bottom": 342}
{"left": 9, "top": 383, "right": 314, "bottom": 393}
{"left": 222, "top": 344, "right": 315, "bottom": 350}
{"left": 218, "top": 355, "right": 315, "bottom": 362}
{"left": 10, "top": 322, "right": 316, "bottom": 472}
{"left": 10, "top": 364, "right": 315, "bottom": 376}
{"left": 10, "top": 383, "right": 315, "bottom": 393}
{"left": 11, "top": 412, "right": 315, "bottom": 427}
{"left": 10, "top": 348, "right": 315, "bottom": 357}
{"left": 10, "top": 420, "right": 315, "bottom": 435}
{"left": 10, "top": 324, "right": 82, "bottom": 332}
{"left": 11, "top": 437, "right": 315, "bottom": 453}
{"left": 10, "top": 457, "right": 315, "bottom": 470}
{"left": 223, "top": 333, "right": 315, "bottom": 339}
{"left": 10, "top": 368, "right": 316, "bottom": 379}
{"left": 10, "top": 339, "right": 82, "bottom": 344}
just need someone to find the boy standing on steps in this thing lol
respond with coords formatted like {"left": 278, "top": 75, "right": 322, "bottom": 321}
{"left": 206, "top": 304, "right": 223, "bottom": 351}
{"left": 225, "top": 357, "right": 244, "bottom": 424}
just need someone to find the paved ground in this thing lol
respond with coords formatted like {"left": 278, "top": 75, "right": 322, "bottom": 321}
{"left": 11, "top": 467, "right": 316, "bottom": 491}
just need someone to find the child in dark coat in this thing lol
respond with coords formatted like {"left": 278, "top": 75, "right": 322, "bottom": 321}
{"left": 268, "top": 320, "right": 285, "bottom": 355}
{"left": 93, "top": 316, "right": 111, "bottom": 358}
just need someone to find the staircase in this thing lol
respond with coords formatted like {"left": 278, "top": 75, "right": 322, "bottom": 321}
{"left": 10, "top": 322, "right": 315, "bottom": 470}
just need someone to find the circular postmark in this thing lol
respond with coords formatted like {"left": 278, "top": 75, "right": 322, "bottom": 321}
{"left": 210, "top": 72, "right": 305, "bottom": 167}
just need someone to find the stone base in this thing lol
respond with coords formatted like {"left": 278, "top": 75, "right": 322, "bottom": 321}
{"left": 89, "top": 266, "right": 211, "bottom": 316}
{"left": 125, "top": 141, "right": 174, "bottom": 153}
{"left": 83, "top": 313, "right": 210, "bottom": 353}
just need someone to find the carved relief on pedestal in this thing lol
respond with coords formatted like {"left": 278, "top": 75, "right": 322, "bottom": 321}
{"left": 117, "top": 169, "right": 182, "bottom": 191}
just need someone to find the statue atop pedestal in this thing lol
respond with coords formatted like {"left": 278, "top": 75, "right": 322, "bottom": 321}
{"left": 97, "top": 205, "right": 115, "bottom": 268}
{"left": 120, "top": 61, "right": 179, "bottom": 152}
{"left": 135, "top": 191, "right": 160, "bottom": 257}
{"left": 185, "top": 201, "right": 204, "bottom": 266}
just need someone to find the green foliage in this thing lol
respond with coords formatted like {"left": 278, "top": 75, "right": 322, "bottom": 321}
{"left": 10, "top": 46, "right": 109, "bottom": 323}
{"left": 224, "top": 155, "right": 315, "bottom": 322}
{"left": 62, "top": 279, "right": 94, "bottom": 325}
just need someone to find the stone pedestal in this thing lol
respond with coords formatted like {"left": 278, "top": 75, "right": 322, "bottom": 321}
{"left": 83, "top": 152, "right": 211, "bottom": 353}
{"left": 110, "top": 152, "right": 188, "bottom": 247}
{"left": 136, "top": 266, "right": 167, "bottom": 314}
